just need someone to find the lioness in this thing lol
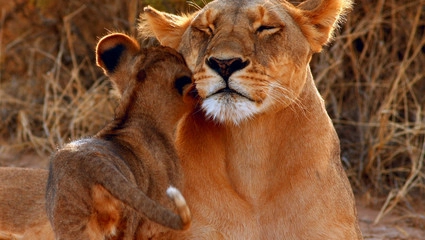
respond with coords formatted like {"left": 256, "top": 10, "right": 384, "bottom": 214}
{"left": 0, "top": 167, "right": 54, "bottom": 240}
{"left": 45, "top": 33, "right": 194, "bottom": 239}
{"left": 141, "top": 0, "right": 363, "bottom": 239}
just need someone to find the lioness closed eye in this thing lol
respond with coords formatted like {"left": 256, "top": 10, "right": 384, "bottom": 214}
{"left": 141, "top": 0, "right": 363, "bottom": 239}
{"left": 45, "top": 33, "right": 194, "bottom": 239}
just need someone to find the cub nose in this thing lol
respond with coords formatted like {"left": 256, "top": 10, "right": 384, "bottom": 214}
{"left": 206, "top": 57, "right": 249, "bottom": 81}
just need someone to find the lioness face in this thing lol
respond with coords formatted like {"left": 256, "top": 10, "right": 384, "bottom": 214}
{"left": 180, "top": 1, "right": 311, "bottom": 124}
{"left": 143, "top": 0, "right": 351, "bottom": 124}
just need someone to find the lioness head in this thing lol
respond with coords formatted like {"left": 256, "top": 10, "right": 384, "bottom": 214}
{"left": 140, "top": 0, "right": 351, "bottom": 124}
{"left": 96, "top": 33, "right": 194, "bottom": 125}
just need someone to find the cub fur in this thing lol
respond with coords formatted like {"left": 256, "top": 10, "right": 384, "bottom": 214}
{"left": 45, "top": 33, "right": 194, "bottom": 239}
{"left": 141, "top": 0, "right": 363, "bottom": 239}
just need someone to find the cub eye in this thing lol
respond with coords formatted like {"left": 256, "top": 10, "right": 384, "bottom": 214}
{"left": 256, "top": 25, "right": 281, "bottom": 35}
{"left": 205, "top": 26, "right": 214, "bottom": 35}
{"left": 174, "top": 76, "right": 192, "bottom": 95}
{"left": 193, "top": 25, "right": 214, "bottom": 36}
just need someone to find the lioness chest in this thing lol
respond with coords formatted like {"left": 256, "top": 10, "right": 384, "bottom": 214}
{"left": 171, "top": 110, "right": 360, "bottom": 240}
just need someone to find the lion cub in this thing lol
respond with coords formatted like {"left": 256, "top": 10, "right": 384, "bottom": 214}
{"left": 46, "top": 33, "right": 194, "bottom": 239}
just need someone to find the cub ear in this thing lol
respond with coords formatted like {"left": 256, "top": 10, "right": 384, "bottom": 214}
{"left": 96, "top": 33, "right": 141, "bottom": 95}
{"left": 293, "top": 0, "right": 353, "bottom": 52}
{"left": 139, "top": 6, "right": 193, "bottom": 49}
{"left": 96, "top": 33, "right": 140, "bottom": 75}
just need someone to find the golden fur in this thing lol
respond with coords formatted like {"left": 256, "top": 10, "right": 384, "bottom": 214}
{"left": 141, "top": 0, "right": 363, "bottom": 239}
{"left": 45, "top": 33, "right": 194, "bottom": 239}
{"left": 0, "top": 167, "right": 54, "bottom": 240}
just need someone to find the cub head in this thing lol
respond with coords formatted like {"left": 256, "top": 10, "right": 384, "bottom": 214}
{"left": 96, "top": 33, "right": 195, "bottom": 125}
{"left": 140, "top": 0, "right": 352, "bottom": 125}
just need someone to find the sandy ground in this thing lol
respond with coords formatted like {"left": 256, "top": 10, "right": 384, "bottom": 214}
{"left": 1, "top": 152, "right": 424, "bottom": 239}
{"left": 357, "top": 203, "right": 425, "bottom": 240}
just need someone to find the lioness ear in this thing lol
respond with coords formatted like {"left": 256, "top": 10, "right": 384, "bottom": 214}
{"left": 140, "top": 6, "right": 193, "bottom": 49}
{"left": 96, "top": 33, "right": 141, "bottom": 94}
{"left": 293, "top": 0, "right": 353, "bottom": 52}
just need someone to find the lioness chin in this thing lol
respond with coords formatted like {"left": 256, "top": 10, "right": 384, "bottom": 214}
{"left": 140, "top": 0, "right": 363, "bottom": 239}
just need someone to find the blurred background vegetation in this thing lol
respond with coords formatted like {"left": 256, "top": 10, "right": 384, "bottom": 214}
{"left": 1, "top": 0, "right": 424, "bottom": 223}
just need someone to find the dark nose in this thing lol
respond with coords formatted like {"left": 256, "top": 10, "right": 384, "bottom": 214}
{"left": 206, "top": 57, "right": 249, "bottom": 81}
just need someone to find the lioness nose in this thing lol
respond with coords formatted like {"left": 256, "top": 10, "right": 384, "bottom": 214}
{"left": 206, "top": 57, "right": 249, "bottom": 81}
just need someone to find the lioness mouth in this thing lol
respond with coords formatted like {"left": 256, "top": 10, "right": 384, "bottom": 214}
{"left": 213, "top": 87, "right": 255, "bottom": 102}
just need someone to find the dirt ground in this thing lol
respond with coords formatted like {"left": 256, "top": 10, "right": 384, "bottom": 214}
{"left": 0, "top": 152, "right": 424, "bottom": 239}
{"left": 357, "top": 203, "right": 425, "bottom": 240}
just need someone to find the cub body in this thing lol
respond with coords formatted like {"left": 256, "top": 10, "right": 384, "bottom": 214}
{"left": 46, "top": 33, "right": 193, "bottom": 239}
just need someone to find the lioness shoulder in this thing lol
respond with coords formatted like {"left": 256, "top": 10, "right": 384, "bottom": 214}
{"left": 0, "top": 167, "right": 53, "bottom": 240}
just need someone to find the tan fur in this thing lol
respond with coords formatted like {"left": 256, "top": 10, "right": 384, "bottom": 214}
{"left": 0, "top": 167, "right": 54, "bottom": 240}
{"left": 141, "top": 0, "right": 363, "bottom": 239}
{"left": 45, "top": 33, "right": 194, "bottom": 239}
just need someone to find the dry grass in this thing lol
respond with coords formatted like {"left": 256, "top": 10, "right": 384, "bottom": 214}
{"left": 312, "top": 0, "right": 425, "bottom": 222}
{"left": 0, "top": 1, "right": 123, "bottom": 156}
{"left": 0, "top": 0, "right": 424, "bottom": 222}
